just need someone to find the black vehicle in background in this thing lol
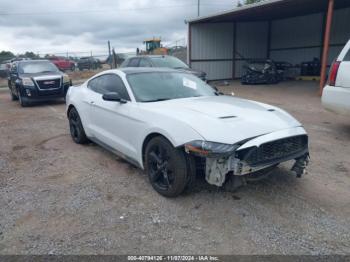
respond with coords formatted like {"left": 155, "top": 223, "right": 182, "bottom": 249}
{"left": 8, "top": 60, "right": 72, "bottom": 107}
{"left": 241, "top": 60, "right": 283, "bottom": 85}
{"left": 0, "top": 62, "right": 9, "bottom": 77}
{"left": 120, "top": 55, "right": 207, "bottom": 81}
{"left": 77, "top": 57, "right": 102, "bottom": 71}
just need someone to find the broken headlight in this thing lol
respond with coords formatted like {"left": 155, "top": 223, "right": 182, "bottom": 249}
{"left": 184, "top": 140, "right": 239, "bottom": 158}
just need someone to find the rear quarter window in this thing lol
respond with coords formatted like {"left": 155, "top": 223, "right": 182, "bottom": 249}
{"left": 128, "top": 58, "right": 140, "bottom": 67}
{"left": 344, "top": 49, "right": 350, "bottom": 61}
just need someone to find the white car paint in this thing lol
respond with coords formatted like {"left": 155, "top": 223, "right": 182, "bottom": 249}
{"left": 66, "top": 69, "right": 308, "bottom": 186}
{"left": 322, "top": 40, "right": 350, "bottom": 115}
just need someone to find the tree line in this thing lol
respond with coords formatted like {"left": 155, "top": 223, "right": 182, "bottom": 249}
{"left": 0, "top": 51, "right": 40, "bottom": 63}
{"left": 237, "top": 0, "right": 264, "bottom": 7}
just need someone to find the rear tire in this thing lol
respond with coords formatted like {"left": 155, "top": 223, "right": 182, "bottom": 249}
{"left": 145, "top": 136, "right": 188, "bottom": 197}
{"left": 68, "top": 107, "right": 89, "bottom": 144}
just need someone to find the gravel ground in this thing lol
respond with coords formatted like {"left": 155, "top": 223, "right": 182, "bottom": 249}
{"left": 0, "top": 80, "right": 349, "bottom": 255}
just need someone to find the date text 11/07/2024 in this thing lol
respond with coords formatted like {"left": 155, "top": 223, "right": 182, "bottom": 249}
{"left": 127, "top": 255, "right": 220, "bottom": 261}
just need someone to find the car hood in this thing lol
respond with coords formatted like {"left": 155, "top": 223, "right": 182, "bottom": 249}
{"left": 141, "top": 95, "right": 302, "bottom": 144}
{"left": 19, "top": 72, "right": 63, "bottom": 78}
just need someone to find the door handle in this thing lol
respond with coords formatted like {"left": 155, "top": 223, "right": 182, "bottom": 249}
{"left": 89, "top": 101, "right": 95, "bottom": 105}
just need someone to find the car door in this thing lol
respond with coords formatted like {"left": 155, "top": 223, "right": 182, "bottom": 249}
{"left": 87, "top": 73, "right": 139, "bottom": 160}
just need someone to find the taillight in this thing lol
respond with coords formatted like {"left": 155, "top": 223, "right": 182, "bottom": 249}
{"left": 328, "top": 61, "right": 341, "bottom": 86}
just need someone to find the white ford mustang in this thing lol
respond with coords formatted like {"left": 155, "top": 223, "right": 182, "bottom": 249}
{"left": 66, "top": 68, "right": 309, "bottom": 197}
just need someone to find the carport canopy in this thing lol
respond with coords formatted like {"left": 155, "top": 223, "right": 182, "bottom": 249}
{"left": 188, "top": 0, "right": 350, "bottom": 23}
{"left": 187, "top": 0, "right": 350, "bottom": 94}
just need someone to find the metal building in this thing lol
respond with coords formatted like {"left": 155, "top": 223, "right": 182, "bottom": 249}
{"left": 186, "top": 0, "right": 350, "bottom": 93}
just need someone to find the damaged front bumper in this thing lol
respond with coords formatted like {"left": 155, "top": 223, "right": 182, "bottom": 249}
{"left": 205, "top": 151, "right": 309, "bottom": 187}
{"left": 185, "top": 127, "right": 310, "bottom": 187}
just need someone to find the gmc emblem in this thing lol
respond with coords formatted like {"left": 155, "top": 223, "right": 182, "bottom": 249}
{"left": 44, "top": 81, "right": 55, "bottom": 85}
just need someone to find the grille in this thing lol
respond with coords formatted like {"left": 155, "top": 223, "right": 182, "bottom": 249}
{"left": 236, "top": 135, "right": 308, "bottom": 166}
{"left": 38, "top": 88, "right": 62, "bottom": 96}
{"left": 35, "top": 78, "right": 61, "bottom": 90}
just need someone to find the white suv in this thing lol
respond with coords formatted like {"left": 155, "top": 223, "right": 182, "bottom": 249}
{"left": 322, "top": 40, "right": 350, "bottom": 115}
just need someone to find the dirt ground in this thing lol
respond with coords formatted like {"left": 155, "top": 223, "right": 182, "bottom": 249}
{"left": 0, "top": 80, "right": 349, "bottom": 255}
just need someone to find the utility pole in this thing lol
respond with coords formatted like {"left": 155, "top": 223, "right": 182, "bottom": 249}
{"left": 197, "top": 0, "right": 200, "bottom": 17}
{"left": 319, "top": 0, "right": 334, "bottom": 95}
{"left": 112, "top": 48, "right": 117, "bottom": 69}
{"left": 107, "top": 40, "right": 112, "bottom": 69}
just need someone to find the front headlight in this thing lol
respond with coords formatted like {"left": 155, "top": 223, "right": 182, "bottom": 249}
{"left": 21, "top": 77, "right": 34, "bottom": 86}
{"left": 63, "top": 74, "right": 70, "bottom": 84}
{"left": 184, "top": 140, "right": 239, "bottom": 158}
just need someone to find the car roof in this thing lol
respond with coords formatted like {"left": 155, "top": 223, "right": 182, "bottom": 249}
{"left": 127, "top": 55, "right": 172, "bottom": 59}
{"left": 17, "top": 59, "right": 51, "bottom": 64}
{"left": 118, "top": 67, "right": 184, "bottom": 75}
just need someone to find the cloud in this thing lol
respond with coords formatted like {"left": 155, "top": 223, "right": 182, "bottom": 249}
{"left": 0, "top": 0, "right": 237, "bottom": 56}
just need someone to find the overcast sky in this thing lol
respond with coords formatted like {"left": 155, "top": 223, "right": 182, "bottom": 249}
{"left": 0, "top": 0, "right": 239, "bottom": 57}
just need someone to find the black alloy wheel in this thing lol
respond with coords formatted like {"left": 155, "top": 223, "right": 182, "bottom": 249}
{"left": 68, "top": 107, "right": 88, "bottom": 144}
{"left": 145, "top": 136, "right": 188, "bottom": 197}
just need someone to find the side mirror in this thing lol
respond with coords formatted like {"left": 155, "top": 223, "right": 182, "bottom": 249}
{"left": 102, "top": 92, "right": 127, "bottom": 103}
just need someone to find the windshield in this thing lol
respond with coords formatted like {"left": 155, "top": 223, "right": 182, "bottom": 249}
{"left": 151, "top": 56, "right": 189, "bottom": 69}
{"left": 19, "top": 61, "right": 59, "bottom": 74}
{"left": 127, "top": 72, "right": 216, "bottom": 102}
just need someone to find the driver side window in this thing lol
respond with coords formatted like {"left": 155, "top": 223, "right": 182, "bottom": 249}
{"left": 88, "top": 74, "right": 131, "bottom": 101}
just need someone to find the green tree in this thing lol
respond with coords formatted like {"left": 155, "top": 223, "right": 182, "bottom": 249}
{"left": 0, "top": 51, "right": 15, "bottom": 63}
{"left": 245, "top": 0, "right": 264, "bottom": 4}
{"left": 19, "top": 51, "right": 39, "bottom": 59}
{"left": 44, "top": 54, "right": 55, "bottom": 59}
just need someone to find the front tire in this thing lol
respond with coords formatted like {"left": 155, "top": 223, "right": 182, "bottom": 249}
{"left": 18, "top": 92, "right": 29, "bottom": 107}
{"left": 68, "top": 107, "right": 88, "bottom": 144}
{"left": 10, "top": 89, "right": 18, "bottom": 101}
{"left": 145, "top": 136, "right": 188, "bottom": 197}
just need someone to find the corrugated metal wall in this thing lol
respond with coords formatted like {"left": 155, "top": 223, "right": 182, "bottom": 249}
{"left": 271, "top": 13, "right": 323, "bottom": 49}
{"left": 189, "top": 7, "right": 350, "bottom": 80}
{"left": 328, "top": 7, "right": 350, "bottom": 63}
{"left": 190, "top": 23, "right": 233, "bottom": 80}
{"left": 191, "top": 23, "right": 233, "bottom": 60}
{"left": 270, "top": 8, "right": 350, "bottom": 67}
{"left": 270, "top": 13, "right": 323, "bottom": 67}
{"left": 235, "top": 21, "right": 269, "bottom": 78}
{"left": 191, "top": 61, "right": 233, "bottom": 80}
